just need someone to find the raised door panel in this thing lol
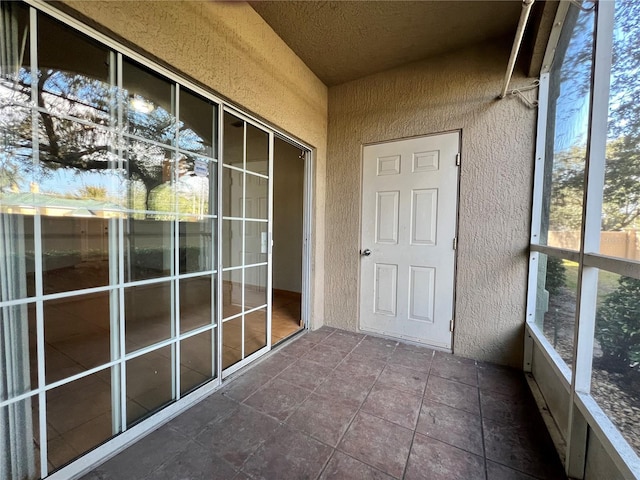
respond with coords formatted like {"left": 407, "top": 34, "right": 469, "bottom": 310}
{"left": 374, "top": 263, "right": 398, "bottom": 316}
{"left": 376, "top": 191, "right": 400, "bottom": 245}
{"left": 408, "top": 266, "right": 435, "bottom": 323}
{"left": 411, "top": 189, "right": 438, "bottom": 246}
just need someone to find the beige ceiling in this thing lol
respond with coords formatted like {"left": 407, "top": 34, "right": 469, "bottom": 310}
{"left": 249, "top": 1, "right": 525, "bottom": 86}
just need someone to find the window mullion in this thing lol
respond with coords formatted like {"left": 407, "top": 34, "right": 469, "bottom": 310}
{"left": 566, "top": 1, "right": 616, "bottom": 477}
{"left": 573, "top": 0, "right": 615, "bottom": 402}
{"left": 525, "top": 72, "right": 550, "bottom": 372}
{"left": 216, "top": 105, "right": 224, "bottom": 381}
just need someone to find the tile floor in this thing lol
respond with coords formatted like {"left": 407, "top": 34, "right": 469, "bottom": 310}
{"left": 81, "top": 327, "right": 566, "bottom": 480}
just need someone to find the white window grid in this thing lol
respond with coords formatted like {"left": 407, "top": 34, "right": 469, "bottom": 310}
{"left": 220, "top": 108, "right": 272, "bottom": 374}
{"left": 526, "top": 1, "right": 640, "bottom": 478}
{"left": 0, "top": 6, "right": 222, "bottom": 479}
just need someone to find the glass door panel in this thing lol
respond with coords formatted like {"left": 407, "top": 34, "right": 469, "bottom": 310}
{"left": 1, "top": 5, "right": 223, "bottom": 477}
{"left": 245, "top": 309, "right": 267, "bottom": 357}
{"left": 125, "top": 346, "right": 173, "bottom": 426}
{"left": 222, "top": 316, "right": 243, "bottom": 369}
{"left": 180, "top": 330, "right": 214, "bottom": 395}
{"left": 221, "top": 111, "right": 270, "bottom": 374}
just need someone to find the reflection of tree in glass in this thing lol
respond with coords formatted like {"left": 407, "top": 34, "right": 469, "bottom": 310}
{"left": 551, "top": 2, "right": 640, "bottom": 232}
{"left": 554, "top": 5, "right": 594, "bottom": 134}
{"left": 1, "top": 68, "right": 209, "bottom": 211}
{"left": 608, "top": 1, "right": 640, "bottom": 140}
{"left": 40, "top": 70, "right": 112, "bottom": 123}
{"left": 0, "top": 160, "right": 21, "bottom": 193}
{"left": 77, "top": 185, "right": 107, "bottom": 200}
{"left": 126, "top": 99, "right": 175, "bottom": 145}
{"left": 549, "top": 146, "right": 584, "bottom": 231}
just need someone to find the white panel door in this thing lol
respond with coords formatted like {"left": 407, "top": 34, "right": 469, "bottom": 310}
{"left": 359, "top": 132, "right": 459, "bottom": 349}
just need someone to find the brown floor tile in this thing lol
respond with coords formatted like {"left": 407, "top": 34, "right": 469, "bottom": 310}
{"left": 315, "top": 373, "right": 376, "bottom": 408}
{"left": 416, "top": 399, "right": 484, "bottom": 456}
{"left": 375, "top": 363, "right": 429, "bottom": 396}
{"left": 349, "top": 343, "right": 393, "bottom": 362}
{"left": 232, "top": 472, "right": 252, "bottom": 480}
{"left": 249, "top": 352, "right": 294, "bottom": 378}
{"left": 304, "top": 326, "right": 336, "bottom": 343}
{"left": 431, "top": 351, "right": 478, "bottom": 386}
{"left": 241, "top": 425, "right": 332, "bottom": 480}
{"left": 361, "top": 334, "right": 399, "bottom": 349}
{"left": 338, "top": 411, "right": 413, "bottom": 478}
{"left": 278, "top": 357, "right": 335, "bottom": 390}
{"left": 388, "top": 348, "right": 433, "bottom": 372}
{"left": 333, "top": 353, "right": 386, "bottom": 382}
{"left": 243, "top": 378, "right": 313, "bottom": 421}
{"left": 303, "top": 343, "right": 349, "bottom": 368}
{"left": 278, "top": 337, "right": 317, "bottom": 358}
{"left": 361, "top": 384, "right": 423, "bottom": 429}
{"left": 480, "top": 388, "right": 537, "bottom": 425}
{"left": 87, "top": 425, "right": 189, "bottom": 480}
{"left": 166, "top": 393, "right": 238, "bottom": 436}
{"left": 319, "top": 451, "right": 394, "bottom": 480}
{"left": 221, "top": 369, "right": 271, "bottom": 402}
{"left": 78, "top": 328, "right": 566, "bottom": 480}
{"left": 425, "top": 375, "right": 480, "bottom": 415}
{"left": 194, "top": 404, "right": 280, "bottom": 468}
{"left": 350, "top": 340, "right": 397, "bottom": 362}
{"left": 320, "top": 330, "right": 364, "bottom": 353}
{"left": 477, "top": 362, "right": 528, "bottom": 395}
{"left": 405, "top": 433, "right": 486, "bottom": 480}
{"left": 486, "top": 460, "right": 541, "bottom": 480}
{"left": 483, "top": 417, "right": 565, "bottom": 480}
{"left": 395, "top": 341, "right": 436, "bottom": 356}
{"left": 151, "top": 440, "right": 239, "bottom": 479}
{"left": 287, "top": 392, "right": 359, "bottom": 446}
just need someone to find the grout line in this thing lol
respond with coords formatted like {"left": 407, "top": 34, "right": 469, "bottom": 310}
{"left": 304, "top": 332, "right": 398, "bottom": 479}
{"left": 225, "top": 330, "right": 441, "bottom": 480}
{"left": 400, "top": 348, "right": 434, "bottom": 480}
{"left": 476, "top": 360, "right": 489, "bottom": 480}
{"left": 323, "top": 344, "right": 396, "bottom": 478}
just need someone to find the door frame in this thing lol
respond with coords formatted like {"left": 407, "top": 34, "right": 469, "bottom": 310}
{"left": 357, "top": 130, "right": 462, "bottom": 350}
{"left": 273, "top": 133, "right": 314, "bottom": 336}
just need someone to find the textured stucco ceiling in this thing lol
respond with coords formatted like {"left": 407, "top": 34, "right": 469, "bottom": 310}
{"left": 249, "top": 1, "right": 525, "bottom": 86}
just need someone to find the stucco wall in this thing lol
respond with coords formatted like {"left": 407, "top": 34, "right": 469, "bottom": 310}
{"left": 59, "top": 0, "right": 328, "bottom": 328}
{"left": 326, "top": 39, "right": 536, "bottom": 366}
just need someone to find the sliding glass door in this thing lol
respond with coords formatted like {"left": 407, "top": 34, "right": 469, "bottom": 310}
{"left": 1, "top": 2, "right": 284, "bottom": 478}
{"left": 221, "top": 110, "right": 272, "bottom": 374}
{"left": 0, "top": 4, "right": 219, "bottom": 477}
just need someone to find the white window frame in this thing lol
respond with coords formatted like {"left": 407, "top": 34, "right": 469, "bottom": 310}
{"left": 526, "top": 1, "right": 640, "bottom": 478}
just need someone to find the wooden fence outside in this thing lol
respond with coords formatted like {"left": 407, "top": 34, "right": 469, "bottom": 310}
{"left": 548, "top": 230, "right": 640, "bottom": 260}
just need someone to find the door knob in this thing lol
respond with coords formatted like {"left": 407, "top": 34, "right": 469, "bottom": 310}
{"left": 361, "top": 248, "right": 371, "bottom": 256}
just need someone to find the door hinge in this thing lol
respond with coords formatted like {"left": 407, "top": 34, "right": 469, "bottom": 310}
{"left": 455, "top": 153, "right": 461, "bottom": 166}
{"left": 453, "top": 237, "right": 458, "bottom": 250}
{"left": 449, "top": 319, "right": 454, "bottom": 332}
